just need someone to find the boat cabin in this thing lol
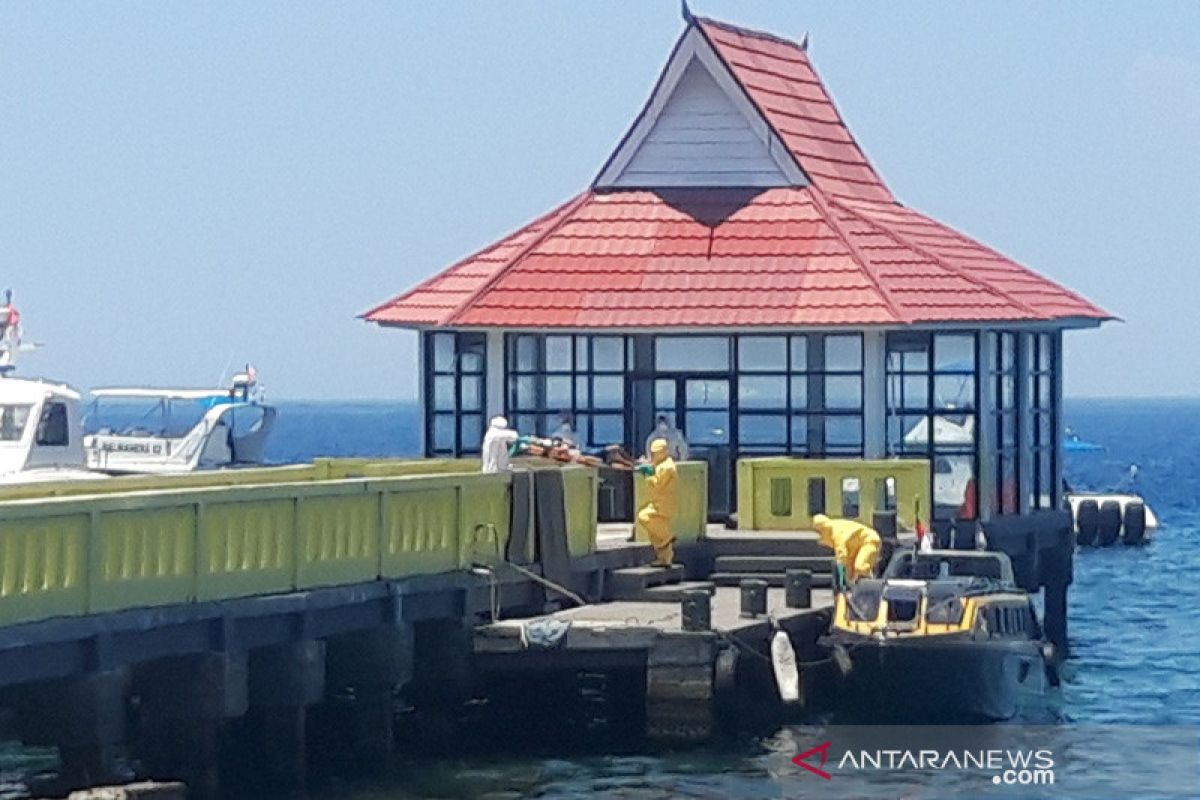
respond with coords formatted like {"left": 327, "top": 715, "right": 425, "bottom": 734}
{"left": 83, "top": 389, "right": 277, "bottom": 474}
{"left": 0, "top": 378, "right": 94, "bottom": 481}
{"left": 363, "top": 12, "right": 1110, "bottom": 528}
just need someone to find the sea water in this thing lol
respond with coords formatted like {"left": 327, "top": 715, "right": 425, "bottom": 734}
{"left": 259, "top": 398, "right": 1199, "bottom": 798}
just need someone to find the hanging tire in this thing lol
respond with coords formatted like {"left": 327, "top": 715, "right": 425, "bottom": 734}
{"left": 1097, "top": 500, "right": 1122, "bottom": 546}
{"left": 1075, "top": 499, "right": 1099, "bottom": 546}
{"left": 1122, "top": 502, "right": 1147, "bottom": 546}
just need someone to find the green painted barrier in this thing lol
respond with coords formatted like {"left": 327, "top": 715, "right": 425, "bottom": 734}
{"left": 562, "top": 466, "right": 599, "bottom": 557}
{"left": 632, "top": 461, "right": 709, "bottom": 544}
{"left": 0, "top": 459, "right": 599, "bottom": 627}
{"left": 736, "top": 457, "right": 931, "bottom": 532}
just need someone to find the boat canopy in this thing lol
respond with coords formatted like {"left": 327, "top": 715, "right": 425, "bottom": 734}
{"left": 90, "top": 388, "right": 236, "bottom": 402}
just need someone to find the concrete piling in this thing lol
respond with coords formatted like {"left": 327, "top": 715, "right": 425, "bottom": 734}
{"left": 739, "top": 579, "right": 768, "bottom": 618}
{"left": 680, "top": 589, "right": 712, "bottom": 631}
{"left": 785, "top": 569, "right": 812, "bottom": 609}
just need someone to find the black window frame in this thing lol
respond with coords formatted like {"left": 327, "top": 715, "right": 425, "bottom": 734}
{"left": 886, "top": 331, "right": 980, "bottom": 521}
{"left": 504, "top": 333, "right": 630, "bottom": 448}
{"left": 424, "top": 331, "right": 486, "bottom": 457}
{"left": 990, "top": 331, "right": 1020, "bottom": 516}
{"left": 1028, "top": 331, "right": 1058, "bottom": 510}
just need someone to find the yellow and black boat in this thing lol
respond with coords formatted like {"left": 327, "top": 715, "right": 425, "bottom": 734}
{"left": 825, "top": 549, "right": 1055, "bottom": 722}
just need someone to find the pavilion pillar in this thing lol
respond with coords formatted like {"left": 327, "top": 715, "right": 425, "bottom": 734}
{"left": 976, "top": 331, "right": 997, "bottom": 522}
{"left": 862, "top": 330, "right": 886, "bottom": 459}
{"left": 485, "top": 329, "right": 505, "bottom": 421}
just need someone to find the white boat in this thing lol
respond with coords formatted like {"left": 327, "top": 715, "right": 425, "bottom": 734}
{"left": 83, "top": 370, "right": 277, "bottom": 475}
{"left": 0, "top": 377, "right": 107, "bottom": 484}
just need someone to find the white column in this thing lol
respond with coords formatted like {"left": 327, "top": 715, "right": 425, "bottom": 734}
{"left": 1053, "top": 330, "right": 1065, "bottom": 506}
{"left": 976, "top": 331, "right": 996, "bottom": 522}
{"left": 416, "top": 331, "right": 427, "bottom": 456}
{"left": 485, "top": 329, "right": 505, "bottom": 420}
{"left": 862, "top": 329, "right": 886, "bottom": 459}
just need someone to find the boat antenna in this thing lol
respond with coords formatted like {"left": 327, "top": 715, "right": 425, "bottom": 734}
{"left": 216, "top": 347, "right": 236, "bottom": 389}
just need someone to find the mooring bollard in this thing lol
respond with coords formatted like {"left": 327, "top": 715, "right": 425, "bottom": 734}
{"left": 739, "top": 578, "right": 768, "bottom": 618}
{"left": 681, "top": 589, "right": 712, "bottom": 631}
{"left": 785, "top": 568, "right": 812, "bottom": 609}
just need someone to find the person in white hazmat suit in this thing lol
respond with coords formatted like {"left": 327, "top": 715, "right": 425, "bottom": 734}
{"left": 481, "top": 416, "right": 519, "bottom": 473}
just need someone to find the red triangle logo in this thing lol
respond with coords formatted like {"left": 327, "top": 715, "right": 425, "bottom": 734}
{"left": 792, "top": 740, "right": 833, "bottom": 780}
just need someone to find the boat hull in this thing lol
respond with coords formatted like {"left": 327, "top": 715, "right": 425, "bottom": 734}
{"left": 827, "top": 633, "right": 1049, "bottom": 722}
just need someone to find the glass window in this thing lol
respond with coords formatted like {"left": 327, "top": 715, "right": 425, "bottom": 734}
{"left": 887, "top": 331, "right": 978, "bottom": 520}
{"left": 504, "top": 334, "right": 632, "bottom": 449}
{"left": 432, "top": 333, "right": 455, "bottom": 372}
{"left": 826, "top": 416, "right": 863, "bottom": 449}
{"left": 738, "top": 336, "right": 787, "bottom": 372}
{"left": 739, "top": 414, "right": 787, "bottom": 445}
{"left": 593, "top": 337, "right": 624, "bottom": 371}
{"left": 739, "top": 375, "right": 787, "bottom": 409}
{"left": 934, "top": 334, "right": 975, "bottom": 371}
{"left": 515, "top": 335, "right": 538, "bottom": 372}
{"left": 432, "top": 414, "right": 455, "bottom": 451}
{"left": 433, "top": 376, "right": 456, "bottom": 412}
{"left": 789, "top": 415, "right": 809, "bottom": 452}
{"left": 592, "top": 414, "right": 624, "bottom": 445}
{"left": 656, "top": 336, "right": 729, "bottom": 371}
{"left": 687, "top": 411, "right": 730, "bottom": 444}
{"left": 593, "top": 376, "right": 624, "bottom": 408}
{"left": 0, "top": 404, "right": 33, "bottom": 441}
{"left": 460, "top": 376, "right": 483, "bottom": 412}
{"left": 686, "top": 379, "right": 729, "bottom": 409}
{"left": 425, "top": 331, "right": 487, "bottom": 456}
{"left": 825, "top": 335, "right": 863, "bottom": 371}
{"left": 825, "top": 376, "right": 862, "bottom": 410}
{"left": 790, "top": 335, "right": 808, "bottom": 371}
{"left": 36, "top": 402, "right": 69, "bottom": 447}
{"left": 545, "top": 336, "right": 572, "bottom": 371}
{"left": 545, "top": 376, "right": 572, "bottom": 409}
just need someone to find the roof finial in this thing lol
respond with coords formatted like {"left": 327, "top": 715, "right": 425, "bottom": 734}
{"left": 799, "top": 32, "right": 809, "bottom": 51}
{"left": 681, "top": 0, "right": 694, "bottom": 23}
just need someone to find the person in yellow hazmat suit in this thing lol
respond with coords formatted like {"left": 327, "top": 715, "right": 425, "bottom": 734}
{"left": 811, "top": 513, "right": 881, "bottom": 587}
{"left": 636, "top": 438, "right": 678, "bottom": 567}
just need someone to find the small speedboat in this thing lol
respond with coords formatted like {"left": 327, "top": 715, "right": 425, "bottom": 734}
{"left": 83, "top": 368, "right": 277, "bottom": 475}
{"left": 824, "top": 549, "right": 1054, "bottom": 722}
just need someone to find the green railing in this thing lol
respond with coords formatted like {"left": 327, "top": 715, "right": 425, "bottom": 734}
{"left": 0, "top": 460, "right": 599, "bottom": 627}
{"left": 736, "top": 457, "right": 931, "bottom": 532}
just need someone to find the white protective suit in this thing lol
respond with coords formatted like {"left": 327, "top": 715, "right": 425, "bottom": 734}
{"left": 481, "top": 416, "right": 519, "bottom": 473}
{"left": 645, "top": 420, "right": 688, "bottom": 461}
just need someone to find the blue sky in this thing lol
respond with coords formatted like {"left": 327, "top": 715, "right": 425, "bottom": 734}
{"left": 2, "top": 2, "right": 1197, "bottom": 399}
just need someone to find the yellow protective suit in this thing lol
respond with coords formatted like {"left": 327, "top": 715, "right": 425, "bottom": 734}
{"left": 637, "top": 439, "right": 678, "bottom": 567}
{"left": 812, "top": 514, "right": 881, "bottom": 581}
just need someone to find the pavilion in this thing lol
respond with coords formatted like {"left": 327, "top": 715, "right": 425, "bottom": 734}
{"left": 363, "top": 11, "right": 1110, "bottom": 524}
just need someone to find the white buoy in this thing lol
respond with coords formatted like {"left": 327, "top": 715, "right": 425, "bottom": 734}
{"left": 771, "top": 629, "right": 801, "bottom": 703}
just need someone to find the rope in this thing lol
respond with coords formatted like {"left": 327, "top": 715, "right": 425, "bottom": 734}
{"left": 470, "top": 523, "right": 588, "bottom": 617}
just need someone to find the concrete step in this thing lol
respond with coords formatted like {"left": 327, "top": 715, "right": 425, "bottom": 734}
{"left": 709, "top": 571, "right": 833, "bottom": 589}
{"left": 704, "top": 533, "right": 830, "bottom": 559}
{"left": 608, "top": 564, "right": 685, "bottom": 598}
{"left": 632, "top": 580, "right": 717, "bottom": 603}
{"left": 713, "top": 555, "right": 833, "bottom": 574}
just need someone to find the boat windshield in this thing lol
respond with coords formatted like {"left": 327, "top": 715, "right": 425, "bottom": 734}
{"left": 85, "top": 396, "right": 225, "bottom": 438}
{"left": 0, "top": 404, "right": 33, "bottom": 442}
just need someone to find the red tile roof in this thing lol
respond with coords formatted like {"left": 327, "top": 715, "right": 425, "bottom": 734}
{"left": 364, "top": 16, "right": 1110, "bottom": 329}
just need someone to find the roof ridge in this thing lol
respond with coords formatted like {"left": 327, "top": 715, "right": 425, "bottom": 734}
{"left": 444, "top": 191, "right": 592, "bottom": 326}
{"left": 864, "top": 201, "right": 1114, "bottom": 319}
{"left": 692, "top": 15, "right": 807, "bottom": 52}
{"left": 830, "top": 198, "right": 1044, "bottom": 318}
{"left": 694, "top": 17, "right": 894, "bottom": 204}
{"left": 805, "top": 186, "right": 907, "bottom": 324}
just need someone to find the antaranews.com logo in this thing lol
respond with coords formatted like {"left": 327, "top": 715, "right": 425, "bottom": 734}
{"left": 793, "top": 740, "right": 1055, "bottom": 786}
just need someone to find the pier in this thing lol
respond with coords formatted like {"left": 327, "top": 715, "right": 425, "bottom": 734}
{"left": 0, "top": 455, "right": 1074, "bottom": 797}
